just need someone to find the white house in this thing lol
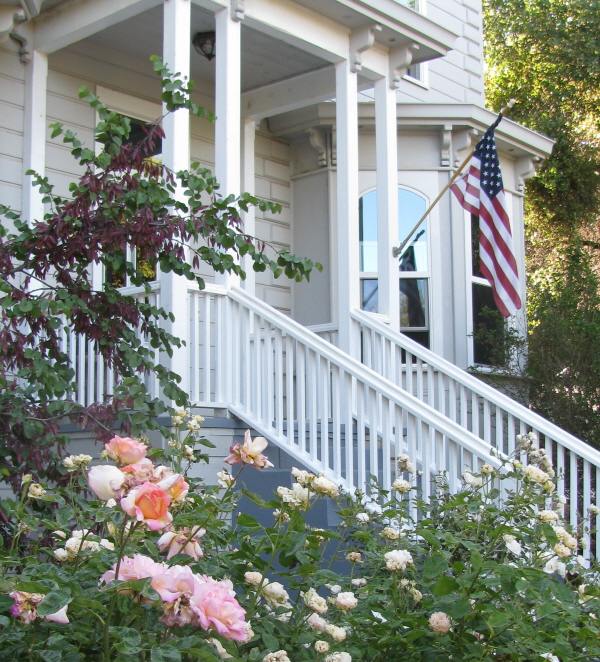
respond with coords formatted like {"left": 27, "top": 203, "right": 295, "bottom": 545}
{"left": 2, "top": 0, "right": 599, "bottom": 547}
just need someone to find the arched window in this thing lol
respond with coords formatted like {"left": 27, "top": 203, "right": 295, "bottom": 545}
{"left": 359, "top": 187, "right": 430, "bottom": 348}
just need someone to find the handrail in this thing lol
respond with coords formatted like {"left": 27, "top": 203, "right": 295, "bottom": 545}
{"left": 228, "top": 287, "right": 502, "bottom": 467}
{"left": 351, "top": 307, "right": 600, "bottom": 468}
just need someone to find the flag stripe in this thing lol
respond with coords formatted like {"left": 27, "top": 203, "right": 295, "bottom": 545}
{"left": 450, "top": 137, "right": 522, "bottom": 318}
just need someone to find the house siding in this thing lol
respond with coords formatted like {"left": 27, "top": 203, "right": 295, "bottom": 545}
{"left": 0, "top": 41, "right": 25, "bottom": 216}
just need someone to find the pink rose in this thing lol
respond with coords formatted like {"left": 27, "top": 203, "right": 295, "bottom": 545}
{"left": 224, "top": 430, "right": 274, "bottom": 470}
{"left": 101, "top": 553, "right": 167, "bottom": 585}
{"left": 157, "top": 473, "right": 189, "bottom": 503}
{"left": 105, "top": 436, "right": 148, "bottom": 465}
{"left": 120, "top": 482, "right": 172, "bottom": 530}
{"left": 158, "top": 526, "right": 205, "bottom": 560}
{"left": 190, "top": 579, "right": 249, "bottom": 641}
{"left": 9, "top": 591, "right": 69, "bottom": 625}
{"left": 88, "top": 465, "right": 126, "bottom": 500}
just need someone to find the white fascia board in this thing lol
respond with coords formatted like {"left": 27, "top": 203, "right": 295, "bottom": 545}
{"left": 32, "top": 0, "right": 163, "bottom": 54}
{"left": 242, "top": 66, "right": 336, "bottom": 120}
{"left": 268, "top": 102, "right": 555, "bottom": 159}
{"left": 294, "top": 0, "right": 458, "bottom": 61}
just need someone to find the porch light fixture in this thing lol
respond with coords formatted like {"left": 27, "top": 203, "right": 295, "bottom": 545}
{"left": 193, "top": 31, "right": 216, "bottom": 61}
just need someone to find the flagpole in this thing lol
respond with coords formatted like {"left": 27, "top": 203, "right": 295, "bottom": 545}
{"left": 391, "top": 99, "right": 516, "bottom": 259}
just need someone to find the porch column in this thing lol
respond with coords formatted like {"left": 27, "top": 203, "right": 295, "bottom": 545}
{"left": 161, "top": 0, "right": 191, "bottom": 400}
{"left": 214, "top": 7, "right": 242, "bottom": 289}
{"left": 374, "top": 74, "right": 400, "bottom": 332}
{"left": 335, "top": 59, "right": 360, "bottom": 357}
{"left": 241, "top": 117, "right": 256, "bottom": 295}
{"left": 22, "top": 50, "right": 48, "bottom": 225}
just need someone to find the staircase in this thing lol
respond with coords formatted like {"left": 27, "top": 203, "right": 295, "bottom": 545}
{"left": 65, "top": 282, "right": 600, "bottom": 554}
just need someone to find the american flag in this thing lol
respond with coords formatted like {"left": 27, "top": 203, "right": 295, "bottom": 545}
{"left": 450, "top": 114, "right": 522, "bottom": 317}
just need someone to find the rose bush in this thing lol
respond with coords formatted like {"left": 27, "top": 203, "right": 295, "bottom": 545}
{"left": 1, "top": 419, "right": 600, "bottom": 661}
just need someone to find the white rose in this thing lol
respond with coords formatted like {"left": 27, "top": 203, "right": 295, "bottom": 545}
{"left": 554, "top": 543, "right": 571, "bottom": 558}
{"left": 324, "top": 654, "right": 351, "bottom": 662}
{"left": 302, "top": 587, "right": 328, "bottom": 614}
{"left": 53, "top": 548, "right": 69, "bottom": 562}
{"left": 384, "top": 549, "right": 414, "bottom": 572}
{"left": 503, "top": 534, "right": 522, "bottom": 556}
{"left": 481, "top": 464, "right": 494, "bottom": 474}
{"left": 312, "top": 475, "right": 339, "bottom": 498}
{"left": 351, "top": 578, "right": 367, "bottom": 588}
{"left": 28, "top": 483, "right": 46, "bottom": 498}
{"left": 462, "top": 471, "right": 483, "bottom": 489}
{"left": 327, "top": 584, "right": 342, "bottom": 594}
{"left": 325, "top": 625, "right": 347, "bottom": 642}
{"left": 588, "top": 505, "right": 600, "bottom": 516}
{"left": 356, "top": 512, "right": 370, "bottom": 523}
{"left": 391, "top": 479, "right": 411, "bottom": 493}
{"left": 429, "top": 611, "right": 451, "bottom": 634}
{"left": 334, "top": 592, "right": 358, "bottom": 610}
{"left": 244, "top": 571, "right": 263, "bottom": 586}
{"left": 315, "top": 641, "right": 330, "bottom": 653}
{"left": 100, "top": 539, "right": 115, "bottom": 551}
{"left": 537, "top": 510, "right": 559, "bottom": 523}
{"left": 87, "top": 465, "right": 125, "bottom": 500}
{"left": 262, "top": 581, "right": 289, "bottom": 607}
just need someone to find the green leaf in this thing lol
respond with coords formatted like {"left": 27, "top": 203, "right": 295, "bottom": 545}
{"left": 422, "top": 554, "right": 448, "bottom": 579}
{"left": 37, "top": 590, "right": 71, "bottom": 617}
{"left": 241, "top": 489, "right": 269, "bottom": 508}
{"left": 433, "top": 576, "right": 459, "bottom": 596}
{"left": 180, "top": 651, "right": 220, "bottom": 662}
{"left": 418, "top": 529, "right": 442, "bottom": 549}
{"left": 151, "top": 645, "right": 182, "bottom": 662}
{"left": 262, "top": 633, "right": 280, "bottom": 650}
{"left": 110, "top": 627, "right": 141, "bottom": 647}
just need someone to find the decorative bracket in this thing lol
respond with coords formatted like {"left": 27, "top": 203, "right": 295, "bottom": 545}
{"left": 441, "top": 124, "right": 452, "bottom": 167}
{"left": 389, "top": 44, "right": 418, "bottom": 89}
{"left": 452, "top": 128, "right": 478, "bottom": 167}
{"left": 0, "top": 6, "right": 25, "bottom": 43}
{"left": 231, "top": 0, "right": 245, "bottom": 21}
{"left": 349, "top": 24, "right": 381, "bottom": 73}
{"left": 307, "top": 127, "right": 328, "bottom": 168}
{"left": 515, "top": 156, "right": 541, "bottom": 192}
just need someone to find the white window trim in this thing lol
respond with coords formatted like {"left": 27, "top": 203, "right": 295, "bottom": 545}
{"left": 93, "top": 87, "right": 162, "bottom": 290}
{"left": 403, "top": 61, "right": 429, "bottom": 89}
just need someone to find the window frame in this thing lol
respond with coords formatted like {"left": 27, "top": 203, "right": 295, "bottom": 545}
{"left": 93, "top": 87, "right": 163, "bottom": 290}
{"left": 358, "top": 185, "right": 432, "bottom": 343}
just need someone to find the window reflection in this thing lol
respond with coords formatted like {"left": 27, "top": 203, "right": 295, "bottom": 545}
{"left": 400, "top": 278, "right": 428, "bottom": 329}
{"left": 361, "top": 279, "right": 378, "bottom": 313}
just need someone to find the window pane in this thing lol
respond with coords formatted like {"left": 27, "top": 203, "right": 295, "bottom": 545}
{"left": 400, "top": 278, "right": 428, "bottom": 329}
{"left": 401, "top": 331, "right": 429, "bottom": 351}
{"left": 359, "top": 190, "right": 378, "bottom": 272}
{"left": 471, "top": 214, "right": 484, "bottom": 278}
{"left": 361, "top": 279, "right": 378, "bottom": 313}
{"left": 472, "top": 282, "right": 505, "bottom": 365}
{"left": 397, "top": 189, "right": 427, "bottom": 271}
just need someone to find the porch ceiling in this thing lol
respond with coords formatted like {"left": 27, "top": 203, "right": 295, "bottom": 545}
{"left": 61, "top": 4, "right": 331, "bottom": 92}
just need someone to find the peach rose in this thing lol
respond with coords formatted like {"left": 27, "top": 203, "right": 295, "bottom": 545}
{"left": 88, "top": 465, "right": 126, "bottom": 500}
{"left": 105, "top": 436, "right": 148, "bottom": 465}
{"left": 191, "top": 579, "right": 249, "bottom": 641}
{"left": 224, "top": 430, "right": 274, "bottom": 470}
{"left": 157, "top": 473, "right": 189, "bottom": 503}
{"left": 158, "top": 526, "right": 205, "bottom": 560}
{"left": 120, "top": 482, "right": 172, "bottom": 530}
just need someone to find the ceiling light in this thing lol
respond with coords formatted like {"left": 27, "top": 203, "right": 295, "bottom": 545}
{"left": 192, "top": 31, "right": 216, "bottom": 61}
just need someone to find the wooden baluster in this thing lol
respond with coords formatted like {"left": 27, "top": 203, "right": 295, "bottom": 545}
{"left": 202, "top": 293, "right": 211, "bottom": 403}
{"left": 381, "top": 397, "right": 392, "bottom": 491}
{"left": 285, "top": 334, "right": 294, "bottom": 447}
{"left": 274, "top": 325, "right": 284, "bottom": 438}
{"left": 332, "top": 364, "right": 342, "bottom": 480}
{"left": 583, "top": 460, "right": 591, "bottom": 560}
{"left": 570, "top": 451, "right": 579, "bottom": 533}
{"left": 297, "top": 344, "right": 306, "bottom": 455}
{"left": 356, "top": 380, "right": 366, "bottom": 491}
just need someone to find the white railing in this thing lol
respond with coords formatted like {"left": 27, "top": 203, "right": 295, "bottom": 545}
{"left": 218, "top": 287, "right": 501, "bottom": 507}
{"left": 352, "top": 307, "right": 600, "bottom": 556}
{"left": 61, "top": 283, "right": 160, "bottom": 406}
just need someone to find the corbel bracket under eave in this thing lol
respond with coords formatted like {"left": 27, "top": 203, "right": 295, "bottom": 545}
{"left": 307, "top": 127, "right": 328, "bottom": 168}
{"left": 350, "top": 24, "right": 382, "bottom": 73}
{"left": 389, "top": 44, "right": 418, "bottom": 89}
{"left": 441, "top": 124, "right": 452, "bottom": 167}
{"left": 515, "top": 156, "right": 541, "bottom": 193}
{"left": 231, "top": 0, "right": 245, "bottom": 21}
{"left": 0, "top": 6, "right": 25, "bottom": 43}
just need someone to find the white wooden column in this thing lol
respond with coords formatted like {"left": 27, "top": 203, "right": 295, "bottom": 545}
{"left": 241, "top": 117, "right": 256, "bottom": 295}
{"left": 22, "top": 50, "right": 48, "bottom": 225}
{"left": 214, "top": 7, "right": 242, "bottom": 289}
{"left": 161, "top": 0, "right": 191, "bottom": 400}
{"left": 374, "top": 74, "right": 399, "bottom": 332}
{"left": 335, "top": 59, "right": 360, "bottom": 357}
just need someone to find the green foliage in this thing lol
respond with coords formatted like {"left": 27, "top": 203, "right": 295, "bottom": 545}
{"left": 484, "top": 0, "right": 600, "bottom": 235}
{"left": 1, "top": 424, "right": 599, "bottom": 661}
{"left": 527, "top": 245, "right": 600, "bottom": 445}
{"left": 0, "top": 59, "right": 320, "bottom": 489}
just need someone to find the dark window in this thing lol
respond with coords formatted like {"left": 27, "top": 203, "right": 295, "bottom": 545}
{"left": 361, "top": 279, "right": 379, "bottom": 313}
{"left": 472, "top": 282, "right": 505, "bottom": 365}
{"left": 126, "top": 117, "right": 162, "bottom": 157}
{"left": 471, "top": 213, "right": 484, "bottom": 278}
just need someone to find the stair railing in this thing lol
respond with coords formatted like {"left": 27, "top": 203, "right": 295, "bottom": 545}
{"left": 219, "top": 287, "right": 501, "bottom": 511}
{"left": 351, "top": 307, "right": 600, "bottom": 558}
